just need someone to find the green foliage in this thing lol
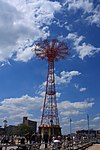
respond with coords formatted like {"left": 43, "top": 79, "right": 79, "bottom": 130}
{"left": 16, "top": 124, "right": 33, "bottom": 136}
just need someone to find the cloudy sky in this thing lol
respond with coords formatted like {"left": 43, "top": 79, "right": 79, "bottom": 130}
{"left": 0, "top": 0, "right": 100, "bottom": 134}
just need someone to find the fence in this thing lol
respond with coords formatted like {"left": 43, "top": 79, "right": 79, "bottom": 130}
{"left": 0, "top": 140, "right": 93, "bottom": 150}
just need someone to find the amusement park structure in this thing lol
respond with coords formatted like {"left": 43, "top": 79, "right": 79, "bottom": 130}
{"left": 34, "top": 39, "right": 69, "bottom": 137}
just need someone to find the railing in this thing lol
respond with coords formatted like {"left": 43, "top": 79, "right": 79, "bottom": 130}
{"left": 62, "top": 139, "right": 93, "bottom": 150}
{"left": 0, "top": 139, "right": 94, "bottom": 150}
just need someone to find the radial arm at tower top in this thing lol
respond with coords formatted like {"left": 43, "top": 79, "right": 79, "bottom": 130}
{"left": 34, "top": 39, "right": 69, "bottom": 61}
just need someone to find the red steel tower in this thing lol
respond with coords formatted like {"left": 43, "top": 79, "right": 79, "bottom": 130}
{"left": 34, "top": 39, "right": 68, "bottom": 136}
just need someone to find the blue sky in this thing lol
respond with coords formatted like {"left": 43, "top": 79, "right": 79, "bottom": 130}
{"left": 0, "top": 0, "right": 100, "bottom": 134}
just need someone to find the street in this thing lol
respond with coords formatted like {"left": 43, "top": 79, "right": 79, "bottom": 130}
{"left": 86, "top": 144, "right": 100, "bottom": 150}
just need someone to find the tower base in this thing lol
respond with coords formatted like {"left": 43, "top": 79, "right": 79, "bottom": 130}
{"left": 38, "top": 124, "right": 61, "bottom": 137}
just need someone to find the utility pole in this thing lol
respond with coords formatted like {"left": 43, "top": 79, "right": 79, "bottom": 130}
{"left": 70, "top": 118, "right": 72, "bottom": 135}
{"left": 87, "top": 114, "right": 90, "bottom": 140}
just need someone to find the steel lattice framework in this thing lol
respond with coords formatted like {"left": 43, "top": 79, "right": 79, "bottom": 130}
{"left": 35, "top": 39, "right": 69, "bottom": 126}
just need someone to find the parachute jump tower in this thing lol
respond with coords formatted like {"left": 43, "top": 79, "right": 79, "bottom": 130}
{"left": 34, "top": 39, "right": 68, "bottom": 137}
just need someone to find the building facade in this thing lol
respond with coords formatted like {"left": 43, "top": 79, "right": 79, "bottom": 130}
{"left": 23, "top": 117, "right": 37, "bottom": 133}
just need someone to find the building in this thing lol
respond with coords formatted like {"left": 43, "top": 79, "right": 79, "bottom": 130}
{"left": 76, "top": 129, "right": 96, "bottom": 137}
{"left": 96, "top": 130, "right": 100, "bottom": 138}
{"left": 23, "top": 117, "right": 37, "bottom": 133}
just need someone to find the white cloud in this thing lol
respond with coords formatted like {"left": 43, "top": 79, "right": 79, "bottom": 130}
{"left": 67, "top": 32, "right": 100, "bottom": 59}
{"left": 0, "top": 95, "right": 43, "bottom": 125}
{"left": 64, "top": 0, "right": 100, "bottom": 26}
{"left": 66, "top": 0, "right": 93, "bottom": 13}
{"left": 61, "top": 110, "right": 81, "bottom": 116}
{"left": 0, "top": 0, "right": 61, "bottom": 62}
{"left": 0, "top": 0, "right": 99, "bottom": 63}
{"left": 56, "top": 92, "right": 61, "bottom": 98}
{"left": 14, "top": 47, "right": 34, "bottom": 62}
{"left": 80, "top": 87, "right": 87, "bottom": 92}
{"left": 75, "top": 84, "right": 87, "bottom": 92}
{"left": 39, "top": 91, "right": 45, "bottom": 97}
{"left": 92, "top": 116, "right": 100, "bottom": 122}
{"left": 74, "top": 126, "right": 83, "bottom": 131}
{"left": 39, "top": 70, "right": 81, "bottom": 95}
{"left": 67, "top": 32, "right": 84, "bottom": 46}
{"left": 86, "top": 4, "right": 100, "bottom": 27}
{"left": 0, "top": 94, "right": 95, "bottom": 131}
{"left": 75, "top": 119, "right": 87, "bottom": 125}
{"left": 58, "top": 100, "right": 94, "bottom": 110}
{"left": 77, "top": 43, "right": 100, "bottom": 59}
{"left": 56, "top": 70, "right": 81, "bottom": 84}
{"left": 74, "top": 84, "right": 79, "bottom": 89}
{"left": 58, "top": 99, "right": 94, "bottom": 117}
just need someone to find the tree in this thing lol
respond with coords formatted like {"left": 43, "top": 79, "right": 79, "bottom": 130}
{"left": 16, "top": 124, "right": 33, "bottom": 136}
